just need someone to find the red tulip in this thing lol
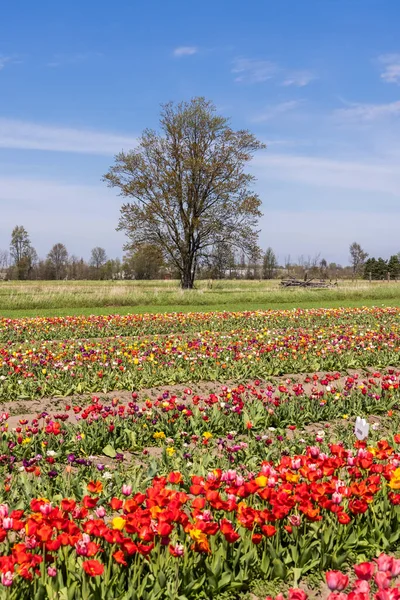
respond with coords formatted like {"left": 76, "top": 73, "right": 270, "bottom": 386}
{"left": 82, "top": 560, "right": 104, "bottom": 577}
{"left": 113, "top": 550, "right": 127, "bottom": 566}
{"left": 168, "top": 472, "right": 183, "bottom": 484}
{"left": 87, "top": 481, "right": 103, "bottom": 494}
{"left": 353, "top": 562, "right": 375, "bottom": 581}
{"left": 337, "top": 513, "right": 351, "bottom": 525}
{"left": 288, "top": 589, "right": 307, "bottom": 600}
{"left": 82, "top": 496, "right": 98, "bottom": 509}
{"left": 261, "top": 525, "right": 277, "bottom": 537}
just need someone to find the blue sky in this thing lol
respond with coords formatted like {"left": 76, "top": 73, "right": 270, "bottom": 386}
{"left": 1, "top": 0, "right": 400, "bottom": 265}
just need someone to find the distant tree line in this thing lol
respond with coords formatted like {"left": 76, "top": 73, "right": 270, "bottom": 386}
{"left": 0, "top": 226, "right": 121, "bottom": 281}
{"left": 1, "top": 229, "right": 398, "bottom": 282}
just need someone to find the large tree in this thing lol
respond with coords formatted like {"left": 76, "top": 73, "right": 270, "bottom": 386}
{"left": 47, "top": 243, "right": 69, "bottom": 280}
{"left": 104, "top": 97, "right": 265, "bottom": 289}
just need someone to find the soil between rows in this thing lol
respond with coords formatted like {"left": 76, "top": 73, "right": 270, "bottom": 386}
{"left": 3, "top": 366, "right": 394, "bottom": 429}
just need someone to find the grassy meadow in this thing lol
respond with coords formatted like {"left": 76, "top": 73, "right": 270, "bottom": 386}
{"left": 1, "top": 278, "right": 400, "bottom": 317}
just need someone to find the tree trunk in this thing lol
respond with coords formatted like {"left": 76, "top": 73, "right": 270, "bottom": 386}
{"left": 181, "top": 269, "right": 195, "bottom": 289}
{"left": 181, "top": 257, "right": 196, "bottom": 289}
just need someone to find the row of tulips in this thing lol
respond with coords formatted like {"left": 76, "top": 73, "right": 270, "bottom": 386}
{"left": 3, "top": 371, "right": 400, "bottom": 464}
{"left": 2, "top": 306, "right": 400, "bottom": 342}
{"left": 2, "top": 319, "right": 400, "bottom": 398}
{"left": 3, "top": 436, "right": 400, "bottom": 598}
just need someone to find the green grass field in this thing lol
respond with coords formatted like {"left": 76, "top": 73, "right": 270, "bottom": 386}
{"left": 1, "top": 279, "right": 400, "bottom": 317}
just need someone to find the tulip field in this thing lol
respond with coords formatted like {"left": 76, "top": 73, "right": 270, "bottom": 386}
{"left": 2, "top": 307, "right": 400, "bottom": 598}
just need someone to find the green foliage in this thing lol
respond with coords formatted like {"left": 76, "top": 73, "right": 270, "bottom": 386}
{"left": 262, "top": 247, "right": 278, "bottom": 279}
{"left": 364, "top": 257, "right": 388, "bottom": 280}
{"left": 388, "top": 255, "right": 400, "bottom": 278}
{"left": 9, "top": 225, "right": 37, "bottom": 280}
{"left": 364, "top": 255, "right": 400, "bottom": 280}
{"left": 123, "top": 245, "right": 165, "bottom": 280}
{"left": 47, "top": 243, "right": 69, "bottom": 280}
{"left": 349, "top": 241, "right": 368, "bottom": 276}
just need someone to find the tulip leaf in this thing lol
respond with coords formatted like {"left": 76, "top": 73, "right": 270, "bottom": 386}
{"left": 157, "top": 571, "right": 166, "bottom": 589}
{"left": 272, "top": 558, "right": 287, "bottom": 579}
{"left": 102, "top": 444, "right": 117, "bottom": 458}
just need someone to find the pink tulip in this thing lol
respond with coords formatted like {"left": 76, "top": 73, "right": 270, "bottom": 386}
{"left": 95, "top": 506, "right": 106, "bottom": 518}
{"left": 121, "top": 484, "right": 132, "bottom": 496}
{"left": 288, "top": 515, "right": 301, "bottom": 527}
{"left": 376, "top": 554, "right": 394, "bottom": 573}
{"left": 332, "top": 492, "right": 343, "bottom": 504}
{"left": 391, "top": 558, "right": 400, "bottom": 577}
{"left": 375, "top": 572, "right": 392, "bottom": 589}
{"left": 375, "top": 592, "right": 392, "bottom": 600}
{"left": 2, "top": 518, "right": 13, "bottom": 530}
{"left": 1, "top": 572, "right": 13, "bottom": 587}
{"left": 40, "top": 502, "right": 52, "bottom": 515}
{"left": 326, "top": 571, "right": 349, "bottom": 591}
{"left": 352, "top": 580, "right": 370, "bottom": 594}
{"left": 171, "top": 543, "right": 184, "bottom": 556}
{"left": 47, "top": 567, "right": 57, "bottom": 577}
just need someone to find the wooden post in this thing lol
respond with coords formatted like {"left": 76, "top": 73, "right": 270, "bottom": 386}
{"left": 369, "top": 272, "right": 372, "bottom": 283}
{"left": 388, "top": 272, "right": 390, "bottom": 283}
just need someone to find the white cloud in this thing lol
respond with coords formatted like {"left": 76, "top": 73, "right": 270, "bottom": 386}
{"left": 379, "top": 54, "right": 400, "bottom": 84}
{"left": 253, "top": 153, "right": 400, "bottom": 196}
{"left": 0, "top": 56, "right": 13, "bottom": 70}
{"left": 0, "top": 176, "right": 123, "bottom": 257}
{"left": 232, "top": 58, "right": 314, "bottom": 87}
{"left": 282, "top": 70, "right": 315, "bottom": 87}
{"left": 0, "top": 118, "right": 137, "bottom": 155}
{"left": 252, "top": 100, "right": 302, "bottom": 122}
{"left": 334, "top": 100, "right": 400, "bottom": 121}
{"left": 173, "top": 46, "right": 198, "bottom": 57}
{"left": 232, "top": 58, "right": 278, "bottom": 83}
